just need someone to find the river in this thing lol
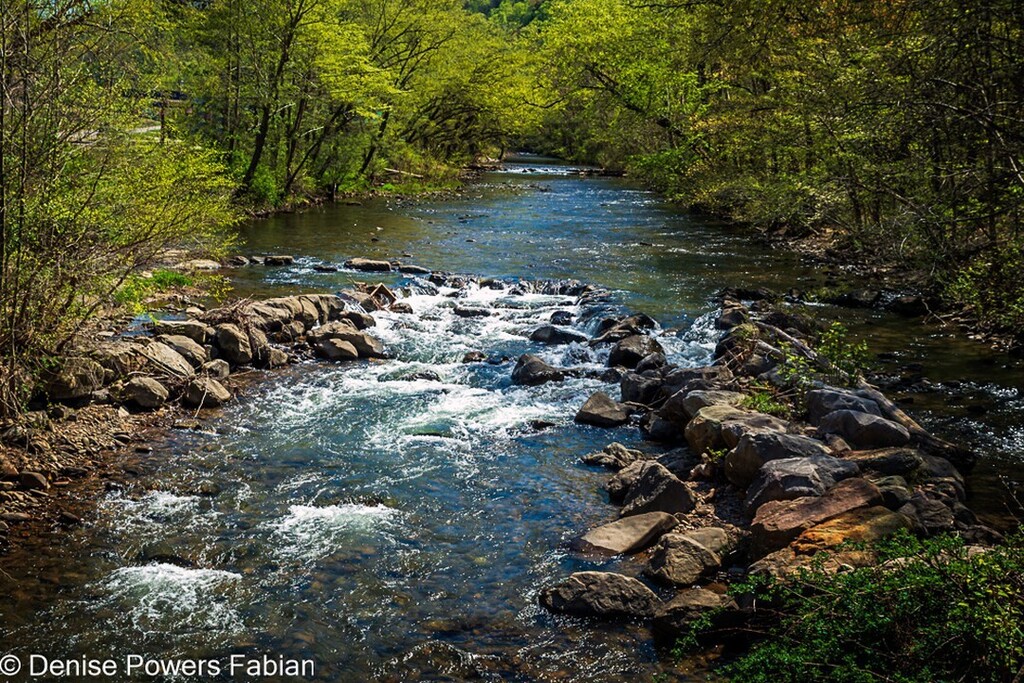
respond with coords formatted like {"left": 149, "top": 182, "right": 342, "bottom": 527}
{"left": 1, "top": 156, "right": 1021, "bottom": 681}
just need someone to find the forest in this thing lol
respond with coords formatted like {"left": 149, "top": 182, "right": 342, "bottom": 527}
{"left": 0, "top": 0, "right": 1022, "bottom": 395}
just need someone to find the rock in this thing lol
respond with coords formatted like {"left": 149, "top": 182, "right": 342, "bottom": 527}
{"left": 725, "top": 432, "right": 832, "bottom": 488}
{"left": 581, "top": 443, "right": 645, "bottom": 470}
{"left": 871, "top": 475, "right": 913, "bottom": 510}
{"left": 684, "top": 405, "right": 788, "bottom": 455}
{"left": 750, "top": 478, "right": 883, "bottom": 557}
{"left": 202, "top": 359, "right": 230, "bottom": 379}
{"left": 645, "top": 531, "right": 725, "bottom": 586}
{"left": 226, "top": 255, "right": 250, "bottom": 267}
{"left": 806, "top": 389, "right": 882, "bottom": 425}
{"left": 607, "top": 460, "right": 646, "bottom": 503}
{"left": 511, "top": 354, "right": 564, "bottom": 386}
{"left": 825, "top": 289, "right": 880, "bottom": 308}
{"left": 653, "top": 588, "right": 737, "bottom": 640}
{"left": 530, "top": 325, "right": 588, "bottom": 345}
{"left": 138, "top": 341, "right": 194, "bottom": 379}
{"left": 58, "top": 511, "right": 82, "bottom": 525}
{"left": 662, "top": 366, "right": 733, "bottom": 395}
{"left": 153, "top": 319, "right": 213, "bottom": 344}
{"left": 792, "top": 506, "right": 913, "bottom": 552}
{"left": 390, "top": 302, "right": 414, "bottom": 314}
{"left": 635, "top": 352, "right": 668, "bottom": 374}
{"left": 44, "top": 357, "right": 106, "bottom": 400}
{"left": 266, "top": 348, "right": 289, "bottom": 368}
{"left": 905, "top": 494, "right": 956, "bottom": 535}
{"left": 462, "top": 351, "right": 487, "bottom": 363}
{"left": 215, "top": 324, "right": 253, "bottom": 366}
{"left": 344, "top": 257, "right": 392, "bottom": 272}
{"left": 681, "top": 390, "right": 747, "bottom": 420}
{"left": 621, "top": 462, "right": 697, "bottom": 517}
{"left": 310, "top": 324, "right": 385, "bottom": 358}
{"left": 620, "top": 373, "right": 663, "bottom": 405}
{"left": 749, "top": 546, "right": 878, "bottom": 580}
{"left": 453, "top": 304, "right": 491, "bottom": 318}
{"left": 263, "top": 255, "right": 295, "bottom": 266}
{"left": 397, "top": 264, "right": 431, "bottom": 275}
{"left": 844, "top": 447, "right": 924, "bottom": 476}
{"left": 318, "top": 338, "right": 359, "bottom": 361}
{"left": 550, "top": 311, "right": 574, "bottom": 326}
{"left": 182, "top": 377, "right": 232, "bottom": 408}
{"left": 335, "top": 310, "right": 376, "bottom": 330}
{"left": 126, "top": 377, "right": 169, "bottom": 409}
{"left": 716, "top": 307, "right": 749, "bottom": 330}
{"left": 179, "top": 258, "right": 221, "bottom": 270}
{"left": 818, "top": 410, "right": 910, "bottom": 448}
{"left": 745, "top": 455, "right": 860, "bottom": 513}
{"left": 608, "top": 335, "right": 665, "bottom": 369}
{"left": 579, "top": 512, "right": 679, "bottom": 554}
{"left": 575, "top": 392, "right": 630, "bottom": 428}
{"left": 157, "top": 334, "right": 208, "bottom": 368}
{"left": 538, "top": 571, "right": 659, "bottom": 619}
{"left": 889, "top": 295, "right": 928, "bottom": 317}
{"left": 18, "top": 471, "right": 49, "bottom": 490}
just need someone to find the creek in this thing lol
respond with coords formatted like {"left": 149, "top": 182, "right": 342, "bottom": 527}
{"left": 1, "top": 156, "right": 1021, "bottom": 681}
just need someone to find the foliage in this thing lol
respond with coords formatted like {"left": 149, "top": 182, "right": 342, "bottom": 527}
{"left": 114, "top": 270, "right": 195, "bottom": 311}
{"left": 722, "top": 531, "right": 1024, "bottom": 683}
{"left": 740, "top": 388, "right": 791, "bottom": 419}
{"left": 777, "top": 323, "right": 869, "bottom": 394}
{"left": 533, "top": 0, "right": 1024, "bottom": 336}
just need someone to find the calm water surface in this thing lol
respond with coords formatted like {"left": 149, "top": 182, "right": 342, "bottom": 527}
{"left": 1, "top": 157, "right": 1022, "bottom": 681}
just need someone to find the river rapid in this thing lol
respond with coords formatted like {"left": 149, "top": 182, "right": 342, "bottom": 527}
{"left": 1, "top": 157, "right": 1022, "bottom": 681}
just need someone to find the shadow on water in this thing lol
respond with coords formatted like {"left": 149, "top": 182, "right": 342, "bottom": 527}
{"left": 0, "top": 155, "right": 1021, "bottom": 681}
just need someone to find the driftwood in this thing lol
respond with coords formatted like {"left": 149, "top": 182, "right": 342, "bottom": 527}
{"left": 753, "top": 321, "right": 976, "bottom": 470}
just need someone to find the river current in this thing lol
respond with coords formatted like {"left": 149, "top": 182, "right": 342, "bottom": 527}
{"left": 1, "top": 157, "right": 1022, "bottom": 681}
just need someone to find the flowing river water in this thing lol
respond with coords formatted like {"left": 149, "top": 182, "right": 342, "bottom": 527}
{"left": 2, "top": 157, "right": 1023, "bottom": 681}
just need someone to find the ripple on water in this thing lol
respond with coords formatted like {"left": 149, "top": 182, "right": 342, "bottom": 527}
{"left": 271, "top": 503, "right": 401, "bottom": 563}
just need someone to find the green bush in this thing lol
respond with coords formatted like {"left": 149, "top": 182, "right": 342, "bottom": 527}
{"left": 724, "top": 531, "right": 1024, "bottom": 683}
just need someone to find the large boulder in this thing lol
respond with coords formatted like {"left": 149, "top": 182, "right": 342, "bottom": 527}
{"left": 335, "top": 310, "right": 376, "bottom": 330}
{"left": 844, "top": 447, "right": 925, "bottom": 476}
{"left": 620, "top": 373, "right": 664, "bottom": 405}
{"left": 645, "top": 528, "right": 730, "bottom": 586}
{"left": 139, "top": 342, "right": 194, "bottom": 378}
{"left": 806, "top": 389, "right": 882, "bottom": 425}
{"left": 538, "top": 571, "right": 659, "bottom": 619}
{"left": 579, "top": 512, "right": 678, "bottom": 555}
{"left": 314, "top": 326, "right": 385, "bottom": 358}
{"left": 215, "top": 323, "right": 253, "bottom": 366}
{"left": 818, "top": 410, "right": 910, "bottom": 449}
{"left": 745, "top": 456, "right": 860, "bottom": 513}
{"left": 157, "top": 334, "right": 208, "bottom": 368}
{"left": 792, "top": 506, "right": 914, "bottom": 553}
{"left": 43, "top": 357, "right": 105, "bottom": 400}
{"left": 125, "top": 377, "right": 169, "bottom": 410}
{"left": 90, "top": 341, "right": 144, "bottom": 376}
{"left": 511, "top": 354, "right": 564, "bottom": 386}
{"left": 749, "top": 477, "right": 883, "bottom": 557}
{"left": 684, "top": 405, "right": 788, "bottom": 455}
{"left": 724, "top": 432, "right": 832, "bottom": 488}
{"left": 575, "top": 392, "right": 630, "bottom": 428}
{"left": 530, "top": 325, "right": 588, "bottom": 345}
{"left": 621, "top": 462, "right": 697, "bottom": 517}
{"left": 153, "top": 319, "right": 212, "bottom": 344}
{"left": 182, "top": 377, "right": 232, "bottom": 408}
{"left": 608, "top": 335, "right": 664, "bottom": 369}
{"left": 682, "top": 390, "right": 747, "bottom": 421}
{"left": 344, "top": 257, "right": 392, "bottom": 272}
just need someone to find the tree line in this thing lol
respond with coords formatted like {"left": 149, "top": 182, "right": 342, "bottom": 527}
{"left": 1, "top": 0, "right": 1022, "bottom": 412}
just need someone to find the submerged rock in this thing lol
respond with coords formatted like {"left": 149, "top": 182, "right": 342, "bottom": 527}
{"left": 539, "top": 571, "right": 659, "bottom": 619}
{"left": 581, "top": 443, "right": 645, "bottom": 470}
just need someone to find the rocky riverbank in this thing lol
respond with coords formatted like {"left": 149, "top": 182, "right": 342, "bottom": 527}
{"left": 534, "top": 290, "right": 1001, "bottom": 650}
{"left": 0, "top": 262, "right": 1001, "bottom": 665}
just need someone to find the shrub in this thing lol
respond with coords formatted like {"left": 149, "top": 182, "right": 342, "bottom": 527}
{"left": 723, "top": 531, "right": 1024, "bottom": 683}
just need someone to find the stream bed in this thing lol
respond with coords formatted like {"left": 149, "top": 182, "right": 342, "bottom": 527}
{"left": 1, "top": 157, "right": 1022, "bottom": 681}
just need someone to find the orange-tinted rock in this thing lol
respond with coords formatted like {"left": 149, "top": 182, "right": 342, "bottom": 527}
{"left": 791, "top": 505, "right": 913, "bottom": 553}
